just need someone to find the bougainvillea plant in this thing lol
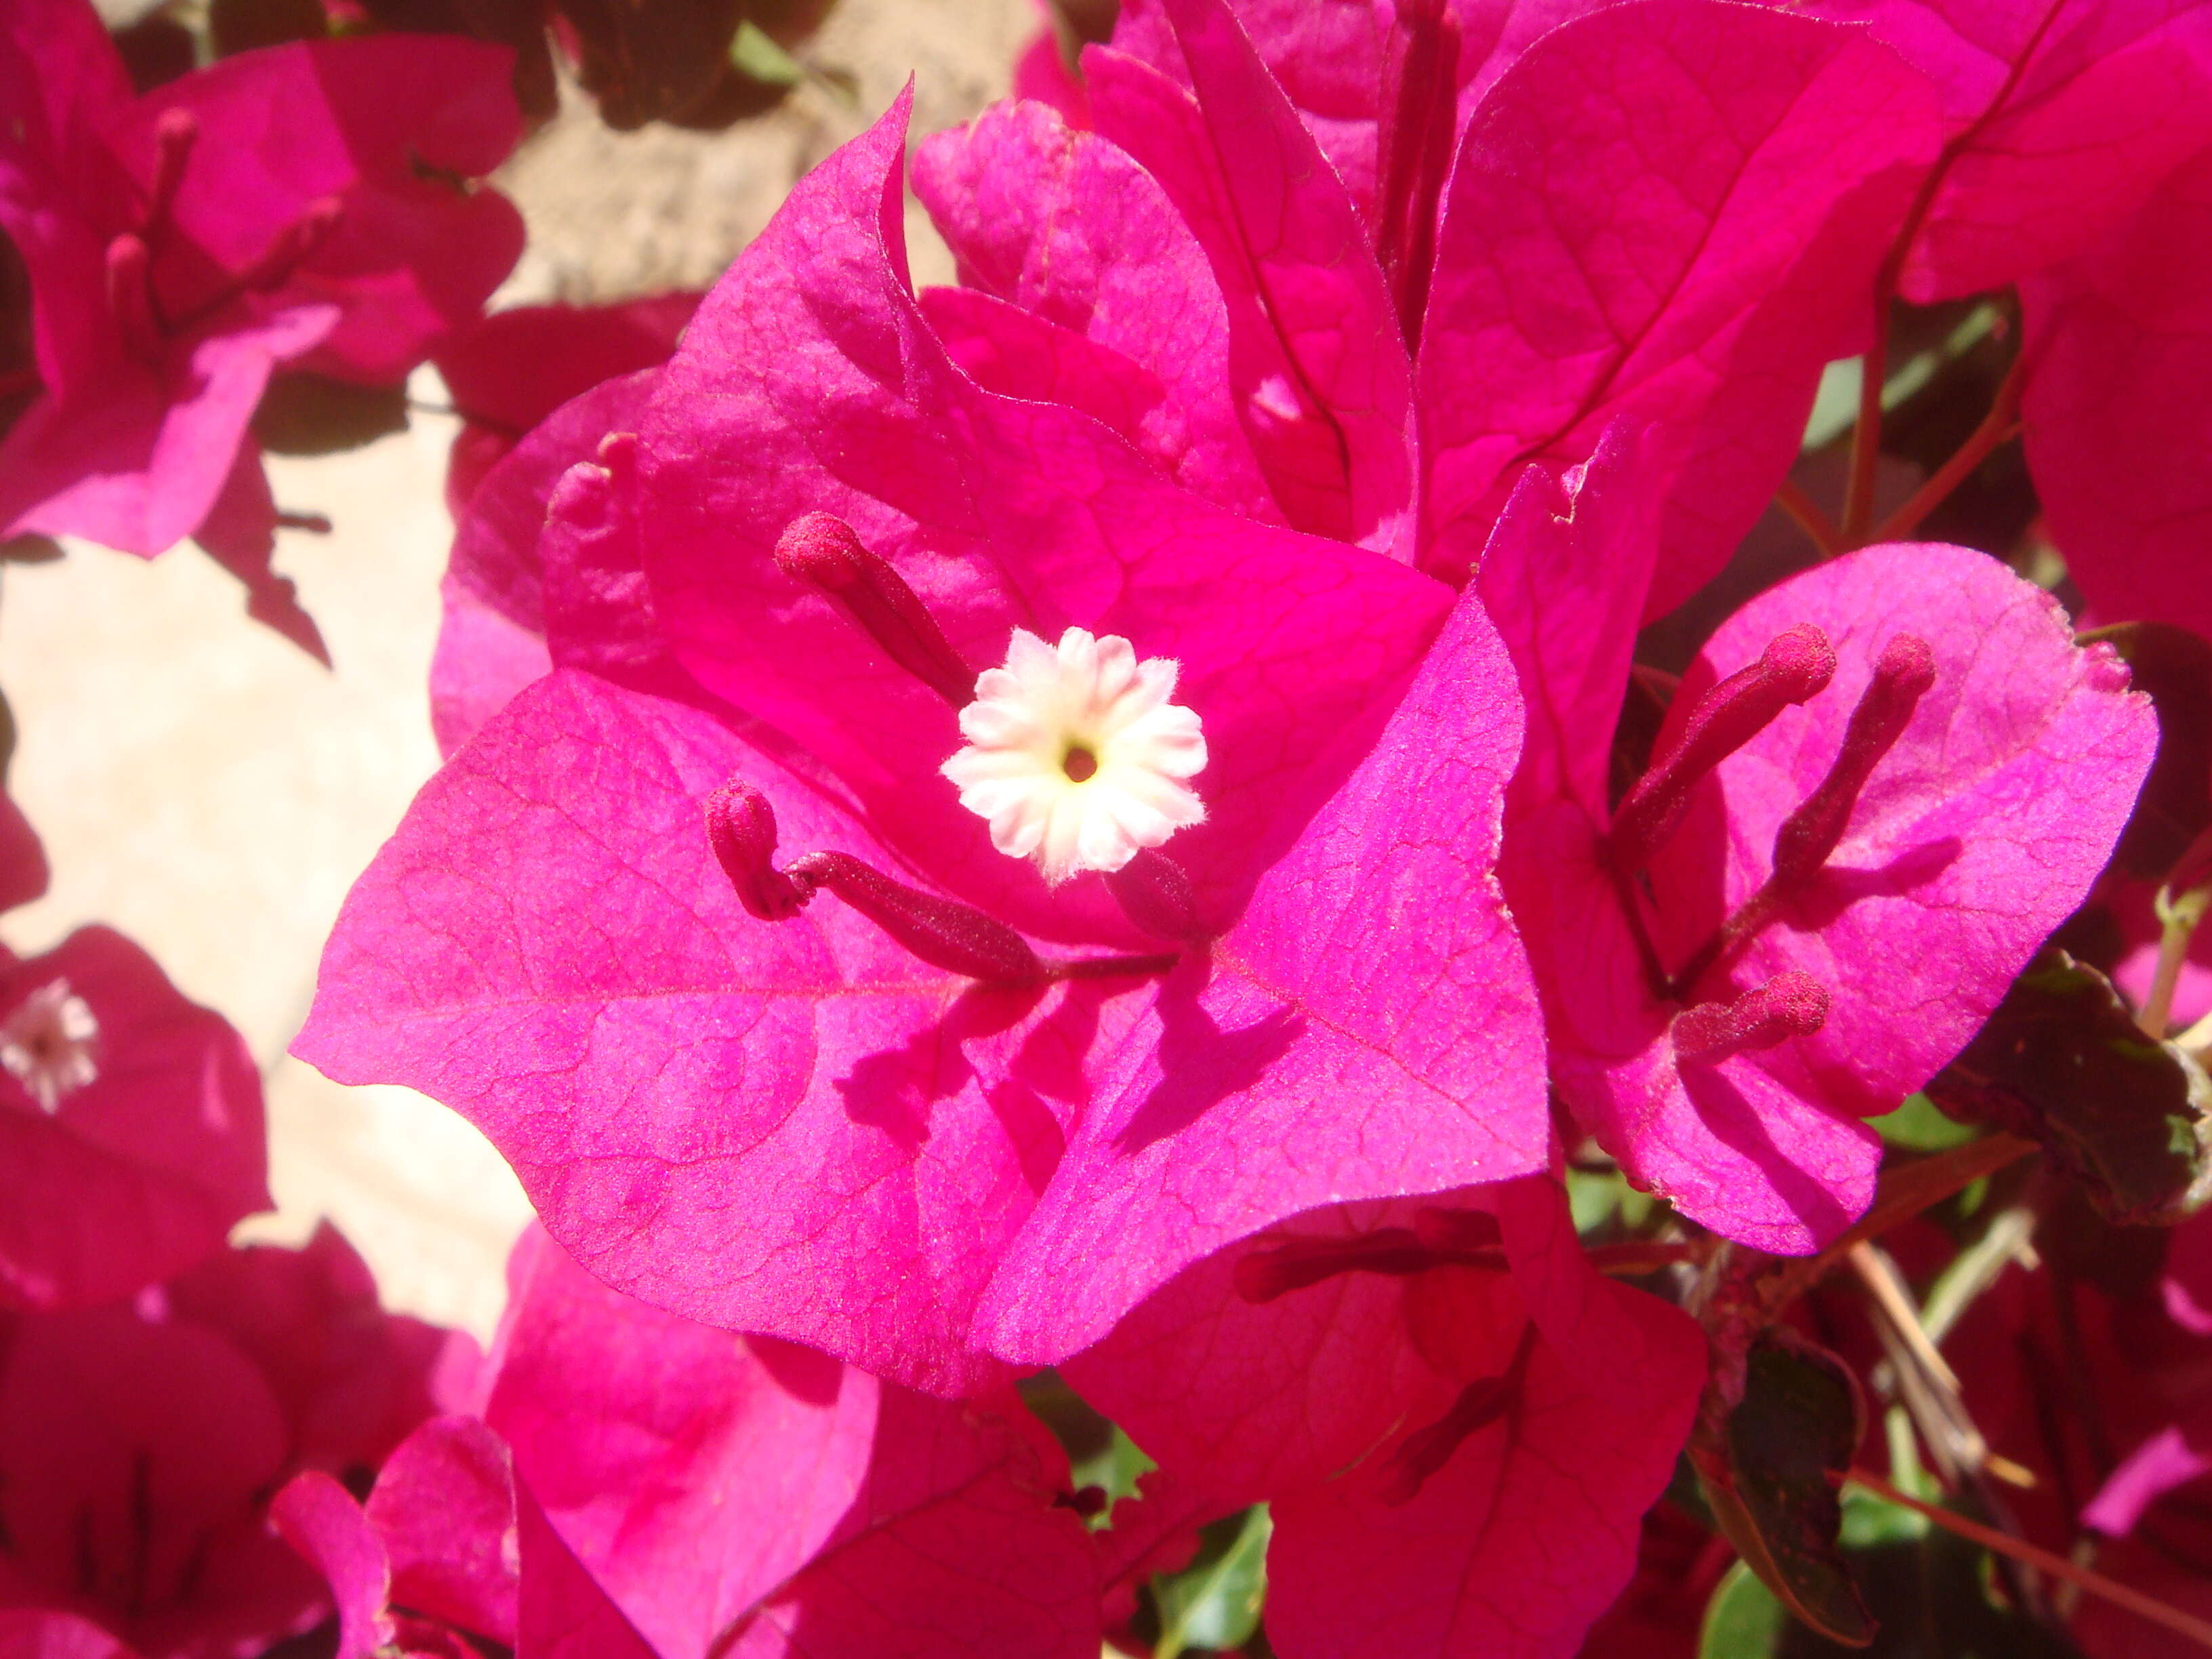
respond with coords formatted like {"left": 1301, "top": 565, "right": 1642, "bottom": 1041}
{"left": 9, "top": 0, "right": 2212, "bottom": 1653}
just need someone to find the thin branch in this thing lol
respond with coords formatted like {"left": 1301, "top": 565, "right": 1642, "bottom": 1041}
{"left": 1775, "top": 476, "right": 1843, "bottom": 557}
{"left": 1761, "top": 1133, "right": 2036, "bottom": 1316}
{"left": 1846, "top": 1469, "right": 2212, "bottom": 1651}
{"left": 1870, "top": 348, "right": 2028, "bottom": 545}
{"left": 1841, "top": 331, "right": 1889, "bottom": 544}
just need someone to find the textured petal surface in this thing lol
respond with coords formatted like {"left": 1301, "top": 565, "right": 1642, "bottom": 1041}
{"left": 491, "top": 1229, "right": 1099, "bottom": 1659}
{"left": 636, "top": 91, "right": 1448, "bottom": 945}
{"left": 432, "top": 294, "right": 698, "bottom": 512}
{"left": 1813, "top": 0, "right": 2212, "bottom": 299}
{"left": 1069, "top": 1181, "right": 1704, "bottom": 1659}
{"left": 269, "top": 1474, "right": 393, "bottom": 1659}
{"left": 2022, "top": 144, "right": 2212, "bottom": 642}
{"left": 295, "top": 670, "right": 1147, "bottom": 1394}
{"left": 430, "top": 370, "right": 659, "bottom": 755}
{"left": 135, "top": 35, "right": 525, "bottom": 383}
{"left": 1085, "top": 0, "right": 1416, "bottom": 552}
{"left": 911, "top": 100, "right": 1276, "bottom": 520}
{"left": 979, "top": 583, "right": 1548, "bottom": 1361}
{"left": 1420, "top": 0, "right": 1942, "bottom": 608}
{"left": 0, "top": 927, "right": 268, "bottom": 1311}
{"left": 1653, "top": 544, "right": 2157, "bottom": 1120}
{"left": 365, "top": 1417, "right": 519, "bottom": 1648}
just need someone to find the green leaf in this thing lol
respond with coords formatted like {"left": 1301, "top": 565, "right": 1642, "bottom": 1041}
{"left": 1694, "top": 1332, "right": 1874, "bottom": 1647}
{"left": 1152, "top": 1504, "right": 1271, "bottom": 1659}
{"left": 1801, "top": 358, "right": 1864, "bottom": 451}
{"left": 1871, "top": 1092, "right": 1979, "bottom": 1151}
{"left": 729, "top": 19, "right": 802, "bottom": 85}
{"left": 1699, "top": 1561, "right": 1788, "bottom": 1659}
{"left": 1927, "top": 947, "right": 2212, "bottom": 1225}
{"left": 1071, "top": 1426, "right": 1156, "bottom": 1529}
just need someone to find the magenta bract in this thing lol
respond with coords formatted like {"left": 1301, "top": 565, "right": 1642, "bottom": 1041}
{"left": 0, "top": 927, "right": 268, "bottom": 1311}
{"left": 0, "top": 1227, "right": 458, "bottom": 1659}
{"left": 1482, "top": 436, "right": 2155, "bottom": 1252}
{"left": 300, "top": 92, "right": 1549, "bottom": 1391}
{"left": 2024, "top": 143, "right": 2212, "bottom": 644}
{"left": 285, "top": 1229, "right": 1103, "bottom": 1659}
{"left": 0, "top": 0, "right": 521, "bottom": 558}
{"left": 1065, "top": 1178, "right": 1704, "bottom": 1659}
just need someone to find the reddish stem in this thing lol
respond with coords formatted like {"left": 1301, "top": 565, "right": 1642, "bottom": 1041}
{"left": 1870, "top": 346, "right": 2028, "bottom": 544}
{"left": 1845, "top": 1469, "right": 2212, "bottom": 1651}
{"left": 1839, "top": 0, "right": 2066, "bottom": 545}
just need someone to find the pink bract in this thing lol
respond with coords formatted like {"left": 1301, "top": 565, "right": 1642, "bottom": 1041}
{"left": 429, "top": 369, "right": 665, "bottom": 757}
{"left": 0, "top": 0, "right": 521, "bottom": 559}
{"left": 1809, "top": 0, "right": 2212, "bottom": 301}
{"left": 0, "top": 1227, "right": 457, "bottom": 1659}
{"left": 432, "top": 293, "right": 701, "bottom": 516}
{"left": 1065, "top": 1178, "right": 1704, "bottom": 1659}
{"left": 1483, "top": 436, "right": 2155, "bottom": 1252}
{"left": 925, "top": 0, "right": 1951, "bottom": 613}
{"left": 298, "top": 91, "right": 1549, "bottom": 1392}
{"left": 284, "top": 1229, "right": 1105, "bottom": 1659}
{"left": 2024, "top": 143, "right": 2212, "bottom": 645}
{"left": 1419, "top": 0, "right": 1942, "bottom": 608}
{"left": 0, "top": 927, "right": 268, "bottom": 1311}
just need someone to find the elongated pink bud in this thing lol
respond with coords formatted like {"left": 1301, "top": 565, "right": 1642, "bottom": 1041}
{"left": 1105, "top": 848, "right": 1205, "bottom": 941}
{"left": 1610, "top": 624, "right": 1837, "bottom": 871}
{"left": 775, "top": 513, "right": 977, "bottom": 706}
{"left": 104, "top": 234, "right": 163, "bottom": 361}
{"left": 1376, "top": 1326, "right": 1537, "bottom": 1505}
{"left": 1233, "top": 1229, "right": 1439, "bottom": 1303}
{"left": 243, "top": 196, "right": 341, "bottom": 293}
{"left": 1769, "top": 634, "right": 1936, "bottom": 891}
{"left": 144, "top": 107, "right": 199, "bottom": 239}
{"left": 1671, "top": 970, "right": 1829, "bottom": 1064}
{"left": 786, "top": 851, "right": 1043, "bottom": 984}
{"left": 704, "top": 780, "right": 808, "bottom": 920}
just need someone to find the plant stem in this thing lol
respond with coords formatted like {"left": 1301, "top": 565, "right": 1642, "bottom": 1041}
{"left": 1846, "top": 1469, "right": 2212, "bottom": 1650}
{"left": 1870, "top": 347, "right": 2027, "bottom": 544}
{"left": 1775, "top": 476, "right": 1843, "bottom": 556}
{"left": 1761, "top": 1133, "right": 2036, "bottom": 1316}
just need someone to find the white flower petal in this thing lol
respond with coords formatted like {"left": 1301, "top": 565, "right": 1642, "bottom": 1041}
{"left": 942, "top": 626, "right": 1209, "bottom": 882}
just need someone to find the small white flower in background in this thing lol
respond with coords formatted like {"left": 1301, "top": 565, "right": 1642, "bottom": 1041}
{"left": 1, "top": 979, "right": 100, "bottom": 1113}
{"left": 943, "top": 627, "right": 1207, "bottom": 884}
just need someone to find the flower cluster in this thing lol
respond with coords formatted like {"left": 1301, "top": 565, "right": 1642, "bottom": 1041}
{"left": 13, "top": 0, "right": 2212, "bottom": 1652}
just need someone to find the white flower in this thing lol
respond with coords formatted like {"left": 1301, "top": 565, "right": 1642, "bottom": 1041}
{"left": 942, "top": 627, "right": 1207, "bottom": 884}
{"left": 2, "top": 979, "right": 100, "bottom": 1113}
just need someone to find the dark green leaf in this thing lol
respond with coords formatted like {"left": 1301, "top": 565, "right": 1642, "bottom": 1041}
{"left": 1927, "top": 948, "right": 2212, "bottom": 1225}
{"left": 210, "top": 0, "right": 329, "bottom": 55}
{"left": 556, "top": 0, "right": 745, "bottom": 128}
{"left": 252, "top": 373, "right": 409, "bottom": 457}
{"left": 1696, "top": 1333, "right": 1872, "bottom": 1647}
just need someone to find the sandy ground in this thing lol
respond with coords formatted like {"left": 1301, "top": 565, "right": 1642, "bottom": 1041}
{"left": 1, "top": 0, "right": 1033, "bottom": 1341}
